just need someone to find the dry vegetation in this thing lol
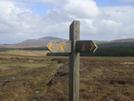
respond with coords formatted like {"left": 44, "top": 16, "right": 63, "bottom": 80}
{"left": 0, "top": 53, "right": 62, "bottom": 101}
{"left": 0, "top": 50, "right": 50, "bottom": 56}
{"left": 0, "top": 50, "right": 134, "bottom": 101}
{"left": 40, "top": 57, "right": 134, "bottom": 101}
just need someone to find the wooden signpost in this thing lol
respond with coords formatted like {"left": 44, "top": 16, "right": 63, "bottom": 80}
{"left": 47, "top": 20, "right": 98, "bottom": 101}
{"left": 47, "top": 40, "right": 71, "bottom": 53}
{"left": 76, "top": 41, "right": 98, "bottom": 53}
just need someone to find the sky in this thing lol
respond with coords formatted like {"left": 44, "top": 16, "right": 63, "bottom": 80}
{"left": 0, "top": 0, "right": 134, "bottom": 44}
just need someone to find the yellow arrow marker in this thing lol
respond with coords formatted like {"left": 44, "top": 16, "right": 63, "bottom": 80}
{"left": 81, "top": 43, "right": 86, "bottom": 51}
{"left": 90, "top": 42, "right": 95, "bottom": 52}
{"left": 60, "top": 43, "right": 65, "bottom": 51}
{"left": 48, "top": 43, "right": 54, "bottom": 51}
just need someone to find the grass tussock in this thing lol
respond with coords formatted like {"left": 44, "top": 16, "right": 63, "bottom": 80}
{"left": 0, "top": 50, "right": 134, "bottom": 101}
{"left": 38, "top": 57, "right": 134, "bottom": 101}
{"left": 0, "top": 54, "right": 63, "bottom": 101}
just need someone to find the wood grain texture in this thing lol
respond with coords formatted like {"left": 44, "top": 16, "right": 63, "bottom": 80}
{"left": 69, "top": 21, "right": 80, "bottom": 101}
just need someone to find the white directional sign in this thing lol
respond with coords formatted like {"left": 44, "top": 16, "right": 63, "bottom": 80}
{"left": 46, "top": 40, "right": 71, "bottom": 53}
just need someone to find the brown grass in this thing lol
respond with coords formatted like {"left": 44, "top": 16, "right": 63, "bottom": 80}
{"left": 0, "top": 50, "right": 50, "bottom": 56}
{"left": 39, "top": 57, "right": 134, "bottom": 101}
{"left": 0, "top": 54, "right": 63, "bottom": 101}
{"left": 0, "top": 50, "right": 134, "bottom": 101}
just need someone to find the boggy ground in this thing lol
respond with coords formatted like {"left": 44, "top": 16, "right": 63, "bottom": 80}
{"left": 38, "top": 57, "right": 134, "bottom": 101}
{"left": 0, "top": 53, "right": 134, "bottom": 101}
{"left": 0, "top": 54, "right": 63, "bottom": 101}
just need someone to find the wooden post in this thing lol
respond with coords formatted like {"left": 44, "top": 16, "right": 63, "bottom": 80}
{"left": 69, "top": 21, "right": 80, "bottom": 101}
{"left": 47, "top": 20, "right": 98, "bottom": 101}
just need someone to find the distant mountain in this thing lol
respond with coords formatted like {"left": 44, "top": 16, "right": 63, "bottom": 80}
{"left": 0, "top": 37, "right": 66, "bottom": 48}
{"left": 95, "top": 38, "right": 134, "bottom": 44}
{"left": 19, "top": 36, "right": 65, "bottom": 45}
{"left": 0, "top": 37, "right": 134, "bottom": 48}
{"left": 111, "top": 38, "right": 134, "bottom": 43}
{"left": 94, "top": 40, "right": 108, "bottom": 44}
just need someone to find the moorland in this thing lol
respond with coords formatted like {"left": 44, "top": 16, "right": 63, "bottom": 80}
{"left": 0, "top": 50, "right": 134, "bottom": 101}
{"left": 0, "top": 37, "right": 134, "bottom": 101}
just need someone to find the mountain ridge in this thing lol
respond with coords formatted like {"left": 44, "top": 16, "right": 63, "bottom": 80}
{"left": 111, "top": 38, "right": 134, "bottom": 43}
{"left": 19, "top": 36, "right": 65, "bottom": 45}
{"left": 0, "top": 37, "right": 134, "bottom": 48}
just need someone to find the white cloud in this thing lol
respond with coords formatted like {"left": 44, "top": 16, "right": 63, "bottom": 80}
{"left": 79, "top": 18, "right": 134, "bottom": 40}
{"left": 24, "top": 0, "right": 67, "bottom": 6}
{"left": 0, "top": 1, "right": 50, "bottom": 35}
{"left": 0, "top": 1, "right": 73, "bottom": 44}
{"left": 0, "top": 1, "right": 33, "bottom": 33}
{"left": 64, "top": 0, "right": 103, "bottom": 19}
{"left": 0, "top": 0, "right": 134, "bottom": 44}
{"left": 46, "top": 9, "right": 72, "bottom": 23}
{"left": 101, "top": 6, "right": 134, "bottom": 26}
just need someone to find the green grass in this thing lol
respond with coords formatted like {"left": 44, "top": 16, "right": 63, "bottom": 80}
{"left": 0, "top": 49, "right": 49, "bottom": 56}
{"left": 1, "top": 63, "right": 48, "bottom": 68}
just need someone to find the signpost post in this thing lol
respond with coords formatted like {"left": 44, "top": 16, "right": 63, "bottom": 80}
{"left": 46, "top": 20, "right": 98, "bottom": 101}
{"left": 69, "top": 21, "right": 80, "bottom": 101}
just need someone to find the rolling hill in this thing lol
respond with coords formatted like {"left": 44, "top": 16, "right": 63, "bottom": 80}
{"left": 0, "top": 37, "right": 66, "bottom": 48}
{"left": 0, "top": 37, "right": 134, "bottom": 56}
{"left": 20, "top": 37, "right": 65, "bottom": 45}
{"left": 0, "top": 37, "right": 134, "bottom": 48}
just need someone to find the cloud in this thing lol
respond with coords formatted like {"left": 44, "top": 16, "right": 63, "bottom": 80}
{"left": 101, "top": 6, "right": 134, "bottom": 26}
{"left": 46, "top": 9, "right": 72, "bottom": 23}
{"left": 0, "top": 1, "right": 50, "bottom": 35}
{"left": 24, "top": 0, "right": 68, "bottom": 6}
{"left": 64, "top": 0, "right": 103, "bottom": 19}
{"left": 119, "top": 0, "right": 134, "bottom": 3}
{"left": 0, "top": 33, "right": 36, "bottom": 44}
{"left": 0, "top": 0, "right": 73, "bottom": 44}
{"left": 0, "top": 0, "right": 134, "bottom": 44}
{"left": 79, "top": 19, "right": 134, "bottom": 41}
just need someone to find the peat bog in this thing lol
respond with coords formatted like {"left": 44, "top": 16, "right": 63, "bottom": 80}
{"left": 41, "top": 57, "right": 134, "bottom": 101}
{"left": 0, "top": 51, "right": 134, "bottom": 101}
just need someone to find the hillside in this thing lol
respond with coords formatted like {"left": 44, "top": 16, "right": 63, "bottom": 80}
{"left": 20, "top": 37, "right": 65, "bottom": 45}
{"left": 0, "top": 37, "right": 134, "bottom": 48}
{"left": 111, "top": 38, "right": 134, "bottom": 43}
{"left": 0, "top": 37, "right": 66, "bottom": 48}
{"left": 95, "top": 38, "right": 134, "bottom": 44}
